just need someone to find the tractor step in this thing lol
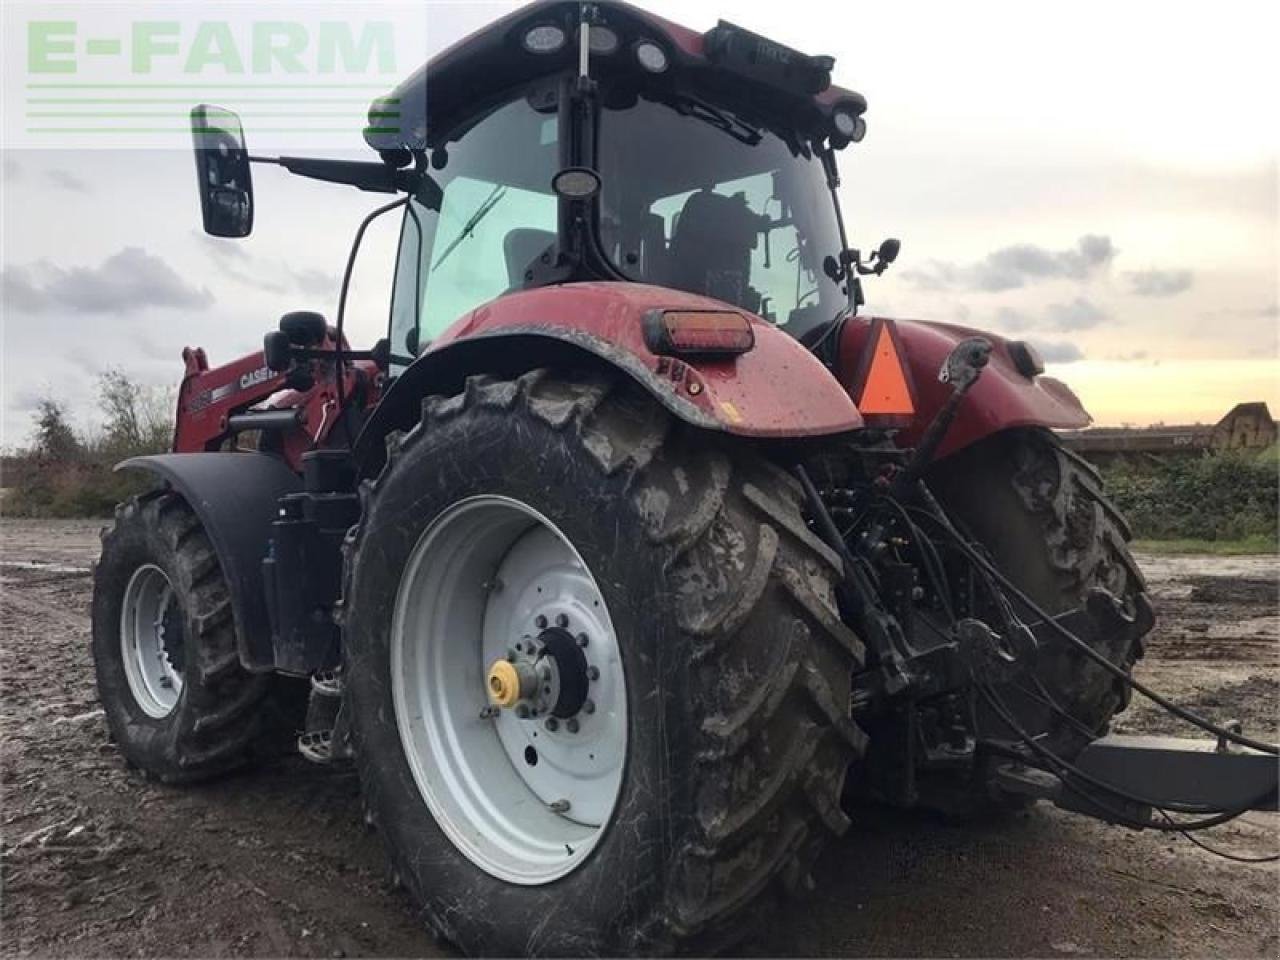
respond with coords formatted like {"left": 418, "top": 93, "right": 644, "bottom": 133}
{"left": 297, "top": 729, "right": 336, "bottom": 764}
{"left": 298, "top": 669, "right": 351, "bottom": 764}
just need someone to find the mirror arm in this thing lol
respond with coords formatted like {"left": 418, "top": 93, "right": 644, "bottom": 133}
{"left": 249, "top": 155, "right": 420, "bottom": 194}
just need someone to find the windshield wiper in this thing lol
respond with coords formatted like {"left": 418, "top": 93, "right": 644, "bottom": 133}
{"left": 433, "top": 184, "right": 508, "bottom": 269}
{"left": 672, "top": 96, "right": 763, "bottom": 146}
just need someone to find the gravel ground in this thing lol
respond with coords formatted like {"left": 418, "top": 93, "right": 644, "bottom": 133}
{"left": 1, "top": 518, "right": 1276, "bottom": 958}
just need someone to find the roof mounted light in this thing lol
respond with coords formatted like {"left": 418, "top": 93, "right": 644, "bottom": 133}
{"left": 635, "top": 41, "right": 669, "bottom": 74}
{"left": 588, "top": 25, "right": 620, "bottom": 55}
{"left": 830, "top": 107, "right": 867, "bottom": 148}
{"left": 523, "top": 23, "right": 567, "bottom": 55}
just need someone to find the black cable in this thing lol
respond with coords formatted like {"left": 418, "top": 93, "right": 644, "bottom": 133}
{"left": 874, "top": 498, "right": 955, "bottom": 621}
{"left": 334, "top": 195, "right": 410, "bottom": 449}
{"left": 909, "top": 495, "right": 1279, "bottom": 756}
{"left": 1157, "top": 810, "right": 1280, "bottom": 863}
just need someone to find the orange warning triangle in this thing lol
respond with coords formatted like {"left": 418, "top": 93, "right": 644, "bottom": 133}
{"left": 858, "top": 321, "right": 915, "bottom": 416}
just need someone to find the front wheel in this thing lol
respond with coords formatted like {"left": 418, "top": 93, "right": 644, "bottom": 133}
{"left": 342, "top": 370, "right": 868, "bottom": 956}
{"left": 92, "top": 492, "right": 270, "bottom": 782}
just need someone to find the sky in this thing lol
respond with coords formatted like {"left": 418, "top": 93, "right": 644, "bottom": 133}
{"left": 1, "top": 0, "right": 1277, "bottom": 447}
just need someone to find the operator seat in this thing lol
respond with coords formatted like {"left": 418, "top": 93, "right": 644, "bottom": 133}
{"left": 667, "top": 190, "right": 765, "bottom": 313}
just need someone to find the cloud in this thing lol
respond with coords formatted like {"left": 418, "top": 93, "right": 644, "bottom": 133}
{"left": 1046, "top": 296, "right": 1109, "bottom": 331}
{"left": 202, "top": 238, "right": 290, "bottom": 294}
{"left": 45, "top": 168, "right": 89, "bottom": 193}
{"left": 992, "top": 306, "right": 1034, "bottom": 332}
{"left": 199, "top": 234, "right": 335, "bottom": 301}
{"left": 1029, "top": 339, "right": 1085, "bottom": 363}
{"left": 1126, "top": 268, "right": 1194, "bottom": 297}
{"left": 983, "top": 300, "right": 1105, "bottom": 335}
{"left": 291, "top": 267, "right": 336, "bottom": 300}
{"left": 7, "top": 385, "right": 48, "bottom": 414}
{"left": 901, "top": 235, "right": 1116, "bottom": 292}
{"left": 1198, "top": 302, "right": 1276, "bottom": 322}
{"left": 1110, "top": 350, "right": 1150, "bottom": 362}
{"left": 1, "top": 247, "right": 213, "bottom": 314}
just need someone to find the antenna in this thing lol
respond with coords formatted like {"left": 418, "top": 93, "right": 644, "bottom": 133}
{"left": 578, "top": 3, "right": 593, "bottom": 78}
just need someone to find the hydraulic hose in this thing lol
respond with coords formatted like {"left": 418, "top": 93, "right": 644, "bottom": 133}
{"left": 904, "top": 493, "right": 1280, "bottom": 756}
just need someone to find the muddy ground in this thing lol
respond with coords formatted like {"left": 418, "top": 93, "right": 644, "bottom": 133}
{"left": 2, "top": 518, "right": 1276, "bottom": 958}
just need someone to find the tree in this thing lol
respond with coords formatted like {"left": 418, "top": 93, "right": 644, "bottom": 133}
{"left": 32, "top": 398, "right": 81, "bottom": 462}
{"left": 97, "top": 369, "right": 172, "bottom": 457}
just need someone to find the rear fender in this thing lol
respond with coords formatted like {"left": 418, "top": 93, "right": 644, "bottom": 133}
{"left": 117, "top": 452, "right": 302, "bottom": 672}
{"left": 837, "top": 317, "right": 1091, "bottom": 460}
{"left": 355, "top": 282, "right": 862, "bottom": 477}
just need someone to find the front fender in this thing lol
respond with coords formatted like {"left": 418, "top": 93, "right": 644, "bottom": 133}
{"left": 837, "top": 317, "right": 1091, "bottom": 460}
{"left": 356, "top": 282, "right": 862, "bottom": 475}
{"left": 117, "top": 452, "right": 301, "bottom": 672}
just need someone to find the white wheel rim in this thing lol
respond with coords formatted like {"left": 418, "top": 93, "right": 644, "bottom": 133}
{"left": 120, "top": 564, "right": 184, "bottom": 718}
{"left": 391, "top": 496, "right": 627, "bottom": 885}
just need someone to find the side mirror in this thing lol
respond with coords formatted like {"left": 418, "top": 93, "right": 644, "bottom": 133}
{"left": 191, "top": 104, "right": 254, "bottom": 238}
{"left": 877, "top": 237, "right": 901, "bottom": 267}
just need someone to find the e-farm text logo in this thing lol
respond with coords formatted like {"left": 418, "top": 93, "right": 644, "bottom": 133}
{"left": 4, "top": 3, "right": 427, "bottom": 149}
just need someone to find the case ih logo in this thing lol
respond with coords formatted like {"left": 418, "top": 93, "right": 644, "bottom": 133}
{"left": 239, "top": 366, "right": 274, "bottom": 391}
{"left": 2, "top": 2, "right": 428, "bottom": 150}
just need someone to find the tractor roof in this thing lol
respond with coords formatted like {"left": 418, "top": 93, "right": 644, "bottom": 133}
{"left": 365, "top": 0, "right": 866, "bottom": 156}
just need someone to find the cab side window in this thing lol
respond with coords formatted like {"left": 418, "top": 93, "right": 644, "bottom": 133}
{"left": 388, "top": 96, "right": 559, "bottom": 369}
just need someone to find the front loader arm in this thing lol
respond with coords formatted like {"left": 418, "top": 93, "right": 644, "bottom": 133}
{"left": 173, "top": 346, "right": 289, "bottom": 453}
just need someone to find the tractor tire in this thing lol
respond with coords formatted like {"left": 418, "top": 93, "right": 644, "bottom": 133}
{"left": 924, "top": 427, "right": 1152, "bottom": 807}
{"left": 92, "top": 491, "right": 270, "bottom": 782}
{"left": 342, "top": 370, "right": 868, "bottom": 956}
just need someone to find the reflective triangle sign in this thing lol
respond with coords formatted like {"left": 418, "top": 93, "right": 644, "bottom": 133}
{"left": 857, "top": 318, "right": 916, "bottom": 417}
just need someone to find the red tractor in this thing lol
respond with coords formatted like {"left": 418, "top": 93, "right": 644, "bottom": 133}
{"left": 91, "top": 1, "right": 1276, "bottom": 955}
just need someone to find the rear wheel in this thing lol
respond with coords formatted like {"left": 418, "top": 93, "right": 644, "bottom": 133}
{"left": 923, "top": 427, "right": 1152, "bottom": 809}
{"left": 92, "top": 492, "right": 270, "bottom": 782}
{"left": 343, "top": 370, "right": 867, "bottom": 956}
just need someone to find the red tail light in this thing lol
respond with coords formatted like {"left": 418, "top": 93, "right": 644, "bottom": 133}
{"left": 643, "top": 309, "right": 755, "bottom": 358}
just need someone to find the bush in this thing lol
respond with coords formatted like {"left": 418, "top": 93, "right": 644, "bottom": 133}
{"left": 1101, "top": 448, "right": 1279, "bottom": 543}
{"left": 2, "top": 371, "right": 172, "bottom": 518}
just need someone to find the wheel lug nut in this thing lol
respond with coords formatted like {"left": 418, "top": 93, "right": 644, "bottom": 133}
{"left": 545, "top": 717, "right": 559, "bottom": 732}
{"left": 515, "top": 704, "right": 530, "bottom": 719}
{"left": 576, "top": 633, "right": 589, "bottom": 648}
{"left": 583, "top": 699, "right": 595, "bottom": 714}
{"left": 535, "top": 615, "right": 547, "bottom": 629}
{"left": 555, "top": 613, "right": 569, "bottom": 628}
{"left": 587, "top": 666, "right": 600, "bottom": 681}
{"left": 566, "top": 718, "right": 579, "bottom": 734}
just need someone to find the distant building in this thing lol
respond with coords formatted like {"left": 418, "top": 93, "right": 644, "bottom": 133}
{"left": 1210, "top": 402, "right": 1277, "bottom": 451}
{"left": 1061, "top": 402, "right": 1276, "bottom": 464}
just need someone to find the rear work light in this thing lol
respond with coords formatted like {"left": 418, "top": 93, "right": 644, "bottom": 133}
{"left": 1007, "top": 340, "right": 1045, "bottom": 378}
{"left": 643, "top": 310, "right": 756, "bottom": 358}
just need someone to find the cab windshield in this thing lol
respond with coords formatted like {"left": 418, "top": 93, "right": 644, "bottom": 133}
{"left": 598, "top": 94, "right": 846, "bottom": 339}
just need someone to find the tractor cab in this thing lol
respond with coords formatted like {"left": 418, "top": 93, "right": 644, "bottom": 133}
{"left": 372, "top": 1, "right": 873, "bottom": 357}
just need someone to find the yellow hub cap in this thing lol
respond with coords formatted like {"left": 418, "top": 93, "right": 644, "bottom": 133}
{"left": 487, "top": 660, "right": 522, "bottom": 708}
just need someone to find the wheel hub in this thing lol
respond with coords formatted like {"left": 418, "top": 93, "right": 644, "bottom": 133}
{"left": 487, "top": 627, "right": 590, "bottom": 720}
